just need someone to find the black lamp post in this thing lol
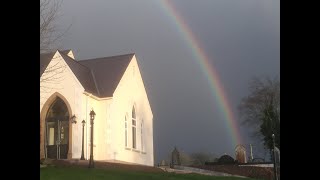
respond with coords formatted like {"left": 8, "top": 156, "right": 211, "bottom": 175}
{"left": 272, "top": 134, "right": 278, "bottom": 180}
{"left": 88, "top": 109, "right": 95, "bottom": 168}
{"left": 80, "top": 120, "right": 86, "bottom": 160}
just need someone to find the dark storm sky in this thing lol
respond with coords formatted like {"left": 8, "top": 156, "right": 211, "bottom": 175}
{"left": 56, "top": 0, "right": 280, "bottom": 163}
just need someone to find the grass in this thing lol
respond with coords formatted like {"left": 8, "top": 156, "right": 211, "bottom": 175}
{"left": 40, "top": 166, "right": 261, "bottom": 180}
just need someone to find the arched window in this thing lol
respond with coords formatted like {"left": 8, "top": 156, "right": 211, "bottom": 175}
{"left": 141, "top": 119, "right": 144, "bottom": 152}
{"left": 125, "top": 116, "right": 128, "bottom": 147}
{"left": 132, "top": 107, "right": 136, "bottom": 149}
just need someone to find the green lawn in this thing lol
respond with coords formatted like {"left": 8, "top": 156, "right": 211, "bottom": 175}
{"left": 40, "top": 166, "right": 260, "bottom": 180}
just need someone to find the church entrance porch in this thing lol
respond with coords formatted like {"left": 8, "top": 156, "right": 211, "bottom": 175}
{"left": 44, "top": 97, "right": 70, "bottom": 159}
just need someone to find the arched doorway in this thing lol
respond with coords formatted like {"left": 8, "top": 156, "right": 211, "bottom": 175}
{"left": 45, "top": 97, "right": 70, "bottom": 159}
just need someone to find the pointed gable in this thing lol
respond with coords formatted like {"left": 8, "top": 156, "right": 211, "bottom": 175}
{"left": 41, "top": 50, "right": 134, "bottom": 98}
{"left": 79, "top": 53, "right": 134, "bottom": 97}
{"left": 56, "top": 51, "right": 98, "bottom": 96}
{"left": 40, "top": 51, "right": 56, "bottom": 77}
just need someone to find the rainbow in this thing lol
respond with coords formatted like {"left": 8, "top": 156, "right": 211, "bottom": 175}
{"left": 156, "top": 0, "right": 242, "bottom": 147}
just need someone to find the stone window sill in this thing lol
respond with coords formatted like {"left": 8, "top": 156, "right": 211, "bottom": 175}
{"left": 124, "top": 147, "right": 146, "bottom": 154}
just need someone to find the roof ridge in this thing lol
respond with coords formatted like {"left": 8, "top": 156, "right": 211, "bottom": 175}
{"left": 79, "top": 53, "right": 133, "bottom": 97}
{"left": 90, "top": 70, "right": 100, "bottom": 96}
{"left": 79, "top": 53, "right": 135, "bottom": 62}
{"left": 58, "top": 51, "right": 99, "bottom": 96}
{"left": 57, "top": 50, "right": 92, "bottom": 71}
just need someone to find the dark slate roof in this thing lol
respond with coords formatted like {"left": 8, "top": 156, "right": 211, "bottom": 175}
{"left": 40, "top": 50, "right": 134, "bottom": 98}
{"left": 58, "top": 51, "right": 99, "bottom": 96}
{"left": 40, "top": 51, "right": 55, "bottom": 77}
{"left": 61, "top": 49, "right": 72, "bottom": 56}
{"left": 59, "top": 49, "right": 71, "bottom": 55}
{"left": 79, "top": 53, "right": 134, "bottom": 97}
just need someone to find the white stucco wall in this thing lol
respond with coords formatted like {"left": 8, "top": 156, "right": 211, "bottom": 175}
{"left": 81, "top": 94, "right": 108, "bottom": 160}
{"left": 109, "top": 55, "right": 154, "bottom": 166}
{"left": 40, "top": 51, "right": 85, "bottom": 159}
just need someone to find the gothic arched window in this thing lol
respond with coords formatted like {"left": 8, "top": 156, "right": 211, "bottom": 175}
{"left": 125, "top": 115, "right": 128, "bottom": 147}
{"left": 141, "top": 119, "right": 144, "bottom": 152}
{"left": 132, "top": 107, "right": 137, "bottom": 149}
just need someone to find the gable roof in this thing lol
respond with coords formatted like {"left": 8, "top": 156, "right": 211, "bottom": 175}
{"left": 40, "top": 50, "right": 134, "bottom": 98}
{"left": 79, "top": 53, "right": 134, "bottom": 97}
{"left": 58, "top": 51, "right": 99, "bottom": 96}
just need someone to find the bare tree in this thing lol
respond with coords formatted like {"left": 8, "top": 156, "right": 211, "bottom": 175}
{"left": 40, "top": 0, "right": 72, "bottom": 101}
{"left": 41, "top": 0, "right": 59, "bottom": 52}
{"left": 238, "top": 76, "right": 280, "bottom": 151}
{"left": 40, "top": 0, "right": 70, "bottom": 53}
{"left": 40, "top": 56, "right": 66, "bottom": 93}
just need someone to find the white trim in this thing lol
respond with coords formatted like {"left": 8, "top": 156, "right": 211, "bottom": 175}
{"left": 83, "top": 92, "right": 112, "bottom": 101}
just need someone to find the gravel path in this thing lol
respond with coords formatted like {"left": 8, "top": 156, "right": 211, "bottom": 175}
{"left": 159, "top": 166, "right": 247, "bottom": 178}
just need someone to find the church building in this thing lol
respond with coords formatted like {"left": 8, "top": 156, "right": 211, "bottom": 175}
{"left": 40, "top": 50, "right": 154, "bottom": 166}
